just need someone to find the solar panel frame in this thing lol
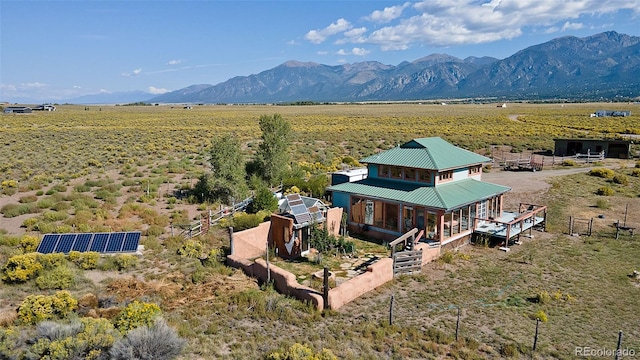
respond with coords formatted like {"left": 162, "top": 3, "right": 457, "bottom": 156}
{"left": 90, "top": 233, "right": 109, "bottom": 252}
{"left": 56, "top": 234, "right": 77, "bottom": 253}
{"left": 37, "top": 234, "right": 60, "bottom": 254}
{"left": 122, "top": 232, "right": 141, "bottom": 252}
{"left": 72, "top": 233, "right": 93, "bottom": 252}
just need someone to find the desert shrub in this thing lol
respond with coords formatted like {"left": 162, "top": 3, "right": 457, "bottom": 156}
{"left": 1, "top": 203, "right": 39, "bottom": 218}
{"left": 588, "top": 167, "right": 614, "bottom": 178}
{"left": 36, "top": 197, "right": 56, "bottom": 209}
{"left": 27, "top": 317, "right": 119, "bottom": 360}
{"left": 530, "top": 309, "right": 548, "bottom": 323}
{"left": 68, "top": 251, "right": 100, "bottom": 270}
{"left": 35, "top": 264, "right": 76, "bottom": 290}
{"left": 500, "top": 343, "right": 520, "bottom": 358}
{"left": 38, "top": 252, "right": 67, "bottom": 269}
{"left": 228, "top": 212, "right": 264, "bottom": 231}
{"left": 2, "top": 253, "right": 43, "bottom": 283}
{"left": 177, "top": 239, "right": 204, "bottom": 258}
{"left": 561, "top": 159, "right": 576, "bottom": 166}
{"left": 110, "top": 318, "right": 185, "bottom": 360}
{"left": 74, "top": 184, "right": 91, "bottom": 193}
{"left": 17, "top": 291, "right": 78, "bottom": 324}
{"left": 19, "top": 194, "right": 38, "bottom": 203}
{"left": 115, "top": 254, "right": 138, "bottom": 270}
{"left": 146, "top": 224, "right": 165, "bottom": 237}
{"left": 596, "top": 186, "right": 615, "bottom": 196}
{"left": 632, "top": 169, "right": 640, "bottom": 177}
{"left": 19, "top": 235, "right": 40, "bottom": 253}
{"left": 266, "top": 343, "right": 337, "bottom": 360}
{"left": 246, "top": 185, "right": 278, "bottom": 214}
{"left": 595, "top": 199, "right": 610, "bottom": 209}
{"left": 612, "top": 173, "right": 629, "bottom": 185}
{"left": 534, "top": 290, "right": 551, "bottom": 304}
{"left": 113, "top": 301, "right": 162, "bottom": 334}
{"left": 42, "top": 210, "right": 69, "bottom": 222}
{"left": 51, "top": 184, "right": 67, "bottom": 193}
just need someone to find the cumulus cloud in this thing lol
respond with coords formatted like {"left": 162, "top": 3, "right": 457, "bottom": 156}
{"left": 305, "top": 18, "right": 352, "bottom": 44}
{"left": 121, "top": 68, "right": 142, "bottom": 77}
{"left": 365, "top": 2, "right": 410, "bottom": 23}
{"left": 147, "top": 86, "right": 169, "bottom": 94}
{"left": 337, "top": 48, "right": 370, "bottom": 56}
{"left": 167, "top": 59, "right": 182, "bottom": 65}
{"left": 306, "top": 0, "right": 640, "bottom": 51}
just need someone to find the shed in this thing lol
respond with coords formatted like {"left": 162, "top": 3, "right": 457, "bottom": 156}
{"left": 331, "top": 168, "right": 368, "bottom": 186}
{"left": 553, "top": 138, "right": 632, "bottom": 159}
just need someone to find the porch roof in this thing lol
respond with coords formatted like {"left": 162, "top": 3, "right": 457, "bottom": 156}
{"left": 329, "top": 178, "right": 510, "bottom": 211}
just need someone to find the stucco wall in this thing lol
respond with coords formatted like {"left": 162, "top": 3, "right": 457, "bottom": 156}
{"left": 325, "top": 207, "right": 343, "bottom": 237}
{"left": 328, "top": 257, "right": 394, "bottom": 309}
{"left": 230, "top": 221, "right": 270, "bottom": 259}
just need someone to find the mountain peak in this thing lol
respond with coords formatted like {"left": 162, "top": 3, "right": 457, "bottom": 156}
{"left": 282, "top": 60, "right": 320, "bottom": 68}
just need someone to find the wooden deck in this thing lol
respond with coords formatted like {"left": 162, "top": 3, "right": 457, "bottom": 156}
{"left": 473, "top": 203, "right": 547, "bottom": 249}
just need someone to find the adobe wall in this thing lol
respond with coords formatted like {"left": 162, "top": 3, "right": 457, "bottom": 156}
{"left": 328, "top": 257, "right": 394, "bottom": 310}
{"left": 227, "top": 255, "right": 324, "bottom": 310}
{"left": 230, "top": 221, "right": 270, "bottom": 259}
{"left": 415, "top": 243, "right": 441, "bottom": 265}
{"left": 325, "top": 207, "right": 343, "bottom": 237}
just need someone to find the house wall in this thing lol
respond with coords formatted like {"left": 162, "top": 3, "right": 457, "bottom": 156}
{"left": 331, "top": 191, "right": 351, "bottom": 213}
{"left": 325, "top": 207, "right": 343, "bottom": 237}
{"left": 452, "top": 168, "right": 468, "bottom": 182}
{"left": 270, "top": 214, "right": 299, "bottom": 259}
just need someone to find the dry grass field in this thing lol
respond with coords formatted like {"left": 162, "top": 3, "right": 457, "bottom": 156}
{"left": 0, "top": 102, "right": 639, "bottom": 359}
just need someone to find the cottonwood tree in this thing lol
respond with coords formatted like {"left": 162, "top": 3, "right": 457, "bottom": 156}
{"left": 193, "top": 134, "right": 248, "bottom": 204}
{"left": 254, "top": 114, "right": 291, "bottom": 187}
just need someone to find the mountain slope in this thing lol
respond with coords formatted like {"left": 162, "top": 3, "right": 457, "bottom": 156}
{"left": 148, "top": 31, "right": 640, "bottom": 103}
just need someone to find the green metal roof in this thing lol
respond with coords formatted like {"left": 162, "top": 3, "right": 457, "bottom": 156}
{"left": 329, "top": 178, "right": 510, "bottom": 211}
{"left": 360, "top": 137, "right": 491, "bottom": 170}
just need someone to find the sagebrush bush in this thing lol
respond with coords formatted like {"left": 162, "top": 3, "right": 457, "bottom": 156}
{"left": 113, "top": 301, "right": 162, "bottom": 333}
{"left": 2, "top": 253, "right": 43, "bottom": 283}
{"left": 17, "top": 291, "right": 78, "bottom": 324}
{"left": 561, "top": 159, "right": 576, "bottom": 166}
{"left": 110, "top": 318, "right": 185, "bottom": 360}
{"left": 612, "top": 173, "right": 629, "bottom": 185}
{"left": 588, "top": 167, "right": 614, "bottom": 178}
{"left": 38, "top": 252, "right": 67, "bottom": 269}
{"left": 177, "top": 239, "right": 204, "bottom": 258}
{"left": 114, "top": 254, "right": 138, "bottom": 271}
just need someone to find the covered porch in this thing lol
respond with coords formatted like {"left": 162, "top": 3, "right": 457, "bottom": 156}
{"left": 473, "top": 203, "right": 547, "bottom": 250}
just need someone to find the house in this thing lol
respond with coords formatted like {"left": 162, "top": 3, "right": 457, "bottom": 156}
{"left": 553, "top": 138, "right": 631, "bottom": 159}
{"left": 330, "top": 168, "right": 368, "bottom": 186}
{"left": 591, "top": 110, "right": 631, "bottom": 117}
{"left": 328, "top": 137, "right": 514, "bottom": 247}
{"left": 3, "top": 106, "right": 32, "bottom": 114}
{"left": 33, "top": 104, "right": 56, "bottom": 111}
{"left": 270, "top": 193, "right": 342, "bottom": 259}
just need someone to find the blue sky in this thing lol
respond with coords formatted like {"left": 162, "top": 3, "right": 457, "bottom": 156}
{"left": 1, "top": 0, "right": 639, "bottom": 102}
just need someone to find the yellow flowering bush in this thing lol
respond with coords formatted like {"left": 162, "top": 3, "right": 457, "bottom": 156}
{"left": 68, "top": 251, "right": 100, "bottom": 270}
{"left": 17, "top": 291, "right": 78, "bottom": 324}
{"left": 113, "top": 301, "right": 161, "bottom": 334}
{"left": 2, "top": 253, "right": 43, "bottom": 283}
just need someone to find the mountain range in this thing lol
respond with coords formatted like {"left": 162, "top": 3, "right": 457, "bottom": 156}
{"left": 51, "top": 31, "right": 640, "bottom": 104}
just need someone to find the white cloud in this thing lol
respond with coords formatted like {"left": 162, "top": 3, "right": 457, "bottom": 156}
{"left": 167, "top": 59, "right": 181, "bottom": 66}
{"left": 304, "top": 18, "right": 352, "bottom": 44}
{"left": 365, "top": 2, "right": 410, "bottom": 23}
{"left": 337, "top": 48, "right": 370, "bottom": 56}
{"left": 309, "top": 0, "right": 640, "bottom": 52}
{"left": 99, "top": 89, "right": 111, "bottom": 94}
{"left": 121, "top": 68, "right": 142, "bottom": 77}
{"left": 147, "top": 86, "right": 169, "bottom": 95}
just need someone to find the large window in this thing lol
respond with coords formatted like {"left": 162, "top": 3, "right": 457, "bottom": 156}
{"left": 379, "top": 165, "right": 390, "bottom": 178}
{"left": 418, "top": 169, "right": 430, "bottom": 183}
{"left": 390, "top": 167, "right": 402, "bottom": 179}
{"left": 350, "top": 196, "right": 400, "bottom": 232}
{"left": 384, "top": 203, "right": 399, "bottom": 231}
{"left": 404, "top": 168, "right": 416, "bottom": 181}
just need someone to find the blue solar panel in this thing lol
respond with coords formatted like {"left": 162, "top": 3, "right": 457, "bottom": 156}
{"left": 38, "top": 231, "right": 141, "bottom": 254}
{"left": 90, "top": 233, "right": 109, "bottom": 252}
{"left": 122, "top": 232, "right": 141, "bottom": 252}
{"left": 72, "top": 233, "right": 92, "bottom": 252}
{"left": 37, "top": 234, "right": 60, "bottom": 254}
{"left": 56, "top": 234, "right": 77, "bottom": 253}
{"left": 105, "top": 232, "right": 126, "bottom": 252}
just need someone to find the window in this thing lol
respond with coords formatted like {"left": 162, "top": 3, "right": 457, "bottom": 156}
{"left": 404, "top": 168, "right": 416, "bottom": 181}
{"left": 469, "top": 165, "right": 481, "bottom": 175}
{"left": 384, "top": 203, "right": 399, "bottom": 231}
{"left": 439, "top": 171, "right": 453, "bottom": 181}
{"left": 390, "top": 166, "right": 402, "bottom": 179}
{"left": 379, "top": 165, "right": 389, "bottom": 178}
{"left": 418, "top": 169, "right": 430, "bottom": 183}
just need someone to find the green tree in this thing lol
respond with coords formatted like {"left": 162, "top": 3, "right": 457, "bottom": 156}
{"left": 247, "top": 183, "right": 279, "bottom": 214}
{"left": 255, "top": 114, "right": 291, "bottom": 186}
{"left": 194, "top": 134, "right": 248, "bottom": 203}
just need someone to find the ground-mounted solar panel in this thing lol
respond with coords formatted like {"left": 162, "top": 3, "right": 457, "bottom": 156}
{"left": 72, "top": 233, "right": 93, "bottom": 252}
{"left": 105, "top": 232, "right": 126, "bottom": 252}
{"left": 56, "top": 234, "right": 77, "bottom": 253}
{"left": 90, "top": 233, "right": 109, "bottom": 252}
{"left": 37, "top": 234, "right": 60, "bottom": 254}
{"left": 122, "top": 232, "right": 141, "bottom": 252}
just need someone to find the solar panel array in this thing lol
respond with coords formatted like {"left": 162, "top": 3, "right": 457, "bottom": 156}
{"left": 285, "top": 194, "right": 324, "bottom": 225}
{"left": 36, "top": 232, "right": 141, "bottom": 254}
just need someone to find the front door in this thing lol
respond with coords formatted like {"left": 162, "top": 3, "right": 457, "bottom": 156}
{"left": 403, "top": 206, "right": 414, "bottom": 233}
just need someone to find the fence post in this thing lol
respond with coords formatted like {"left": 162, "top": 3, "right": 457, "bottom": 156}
{"left": 266, "top": 242, "right": 271, "bottom": 284}
{"left": 389, "top": 294, "right": 395, "bottom": 326}
{"left": 228, "top": 227, "right": 234, "bottom": 255}
{"left": 533, "top": 318, "right": 540, "bottom": 353}
{"left": 615, "top": 330, "right": 623, "bottom": 360}
{"left": 323, "top": 267, "right": 329, "bottom": 310}
{"left": 455, "top": 306, "right": 461, "bottom": 341}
